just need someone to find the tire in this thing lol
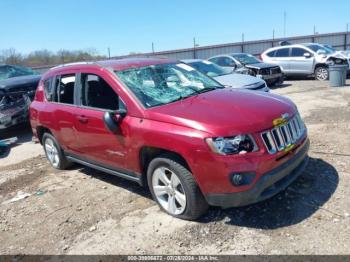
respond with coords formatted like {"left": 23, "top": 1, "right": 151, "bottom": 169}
{"left": 315, "top": 66, "right": 329, "bottom": 81}
{"left": 147, "top": 154, "right": 208, "bottom": 220}
{"left": 42, "top": 133, "right": 72, "bottom": 170}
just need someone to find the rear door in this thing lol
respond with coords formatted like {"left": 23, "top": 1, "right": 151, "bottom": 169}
{"left": 289, "top": 47, "right": 314, "bottom": 74}
{"left": 272, "top": 48, "right": 291, "bottom": 73}
{"left": 52, "top": 73, "right": 81, "bottom": 153}
{"left": 73, "top": 71, "right": 128, "bottom": 170}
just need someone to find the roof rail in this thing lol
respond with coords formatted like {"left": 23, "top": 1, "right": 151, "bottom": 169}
{"left": 51, "top": 61, "right": 97, "bottom": 70}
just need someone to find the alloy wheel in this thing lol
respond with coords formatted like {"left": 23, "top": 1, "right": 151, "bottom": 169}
{"left": 44, "top": 138, "right": 60, "bottom": 168}
{"left": 152, "top": 167, "right": 187, "bottom": 215}
{"left": 316, "top": 68, "right": 328, "bottom": 81}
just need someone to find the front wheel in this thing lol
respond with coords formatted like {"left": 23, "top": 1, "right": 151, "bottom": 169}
{"left": 315, "top": 66, "right": 329, "bottom": 81}
{"left": 147, "top": 154, "right": 208, "bottom": 220}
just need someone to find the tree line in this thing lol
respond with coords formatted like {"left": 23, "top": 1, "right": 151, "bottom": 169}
{"left": 0, "top": 48, "right": 107, "bottom": 68}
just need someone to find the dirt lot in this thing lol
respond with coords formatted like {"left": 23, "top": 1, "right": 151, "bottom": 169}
{"left": 0, "top": 80, "right": 350, "bottom": 255}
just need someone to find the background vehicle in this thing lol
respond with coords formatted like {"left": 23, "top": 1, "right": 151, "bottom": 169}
{"left": 208, "top": 53, "right": 283, "bottom": 86}
{"left": 0, "top": 65, "right": 40, "bottom": 131}
{"left": 261, "top": 43, "right": 349, "bottom": 81}
{"left": 182, "top": 59, "right": 269, "bottom": 92}
{"left": 323, "top": 44, "right": 350, "bottom": 73}
{"left": 30, "top": 58, "right": 309, "bottom": 220}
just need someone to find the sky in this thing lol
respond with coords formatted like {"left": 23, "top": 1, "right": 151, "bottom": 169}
{"left": 0, "top": 0, "right": 349, "bottom": 57}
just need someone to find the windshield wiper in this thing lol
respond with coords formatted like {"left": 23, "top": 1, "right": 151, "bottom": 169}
{"left": 171, "top": 91, "right": 199, "bottom": 103}
{"left": 198, "top": 86, "right": 221, "bottom": 94}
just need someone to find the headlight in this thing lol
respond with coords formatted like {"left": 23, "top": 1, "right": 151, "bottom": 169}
{"left": 206, "top": 135, "right": 258, "bottom": 155}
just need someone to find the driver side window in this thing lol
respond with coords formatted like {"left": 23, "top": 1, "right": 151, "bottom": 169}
{"left": 80, "top": 74, "right": 124, "bottom": 111}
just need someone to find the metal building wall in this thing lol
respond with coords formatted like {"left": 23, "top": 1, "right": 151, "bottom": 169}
{"left": 32, "top": 31, "right": 350, "bottom": 72}
{"left": 116, "top": 31, "right": 350, "bottom": 60}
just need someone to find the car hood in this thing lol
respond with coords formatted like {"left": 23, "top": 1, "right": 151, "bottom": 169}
{"left": 214, "top": 73, "right": 263, "bottom": 88}
{"left": 329, "top": 51, "right": 350, "bottom": 60}
{"left": 146, "top": 88, "right": 296, "bottom": 136}
{"left": 0, "top": 75, "right": 41, "bottom": 93}
{"left": 244, "top": 62, "right": 277, "bottom": 70}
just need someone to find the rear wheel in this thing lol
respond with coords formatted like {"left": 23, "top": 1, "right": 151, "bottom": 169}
{"left": 315, "top": 66, "right": 329, "bottom": 81}
{"left": 42, "top": 133, "right": 72, "bottom": 170}
{"left": 147, "top": 154, "right": 208, "bottom": 220}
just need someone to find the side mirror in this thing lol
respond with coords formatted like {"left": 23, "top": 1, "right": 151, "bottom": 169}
{"left": 304, "top": 53, "right": 311, "bottom": 58}
{"left": 103, "top": 109, "right": 127, "bottom": 133}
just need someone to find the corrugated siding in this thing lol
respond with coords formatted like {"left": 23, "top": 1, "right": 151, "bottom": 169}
{"left": 244, "top": 42, "right": 272, "bottom": 55}
{"left": 315, "top": 35, "right": 345, "bottom": 47}
{"left": 113, "top": 31, "right": 350, "bottom": 60}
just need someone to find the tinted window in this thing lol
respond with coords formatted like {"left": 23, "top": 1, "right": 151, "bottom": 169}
{"left": 208, "top": 57, "right": 219, "bottom": 64}
{"left": 57, "top": 74, "right": 76, "bottom": 104}
{"left": 275, "top": 48, "right": 290, "bottom": 57}
{"left": 291, "top": 48, "right": 308, "bottom": 57}
{"left": 81, "top": 74, "right": 119, "bottom": 111}
{"left": 44, "top": 78, "right": 54, "bottom": 102}
{"left": 266, "top": 50, "right": 276, "bottom": 57}
{"left": 188, "top": 61, "right": 231, "bottom": 77}
{"left": 231, "top": 54, "right": 260, "bottom": 64}
{"left": 217, "top": 57, "right": 236, "bottom": 66}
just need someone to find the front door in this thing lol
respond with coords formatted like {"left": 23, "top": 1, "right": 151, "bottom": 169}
{"left": 289, "top": 47, "right": 314, "bottom": 74}
{"left": 73, "top": 72, "right": 128, "bottom": 170}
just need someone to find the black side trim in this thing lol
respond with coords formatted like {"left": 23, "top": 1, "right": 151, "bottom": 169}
{"left": 65, "top": 153, "right": 143, "bottom": 185}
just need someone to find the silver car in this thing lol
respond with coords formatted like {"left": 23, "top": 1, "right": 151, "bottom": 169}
{"left": 182, "top": 59, "right": 269, "bottom": 92}
{"left": 261, "top": 43, "right": 349, "bottom": 81}
{"left": 208, "top": 53, "right": 283, "bottom": 86}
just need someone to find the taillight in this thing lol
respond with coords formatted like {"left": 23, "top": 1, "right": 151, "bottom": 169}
{"left": 259, "top": 54, "right": 263, "bottom": 61}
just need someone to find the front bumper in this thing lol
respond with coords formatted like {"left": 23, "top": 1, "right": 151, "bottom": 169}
{"left": 263, "top": 74, "right": 284, "bottom": 86}
{"left": 204, "top": 139, "right": 309, "bottom": 208}
{"left": 0, "top": 110, "right": 28, "bottom": 130}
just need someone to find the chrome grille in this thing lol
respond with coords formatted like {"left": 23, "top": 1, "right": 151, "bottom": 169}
{"left": 261, "top": 114, "right": 306, "bottom": 154}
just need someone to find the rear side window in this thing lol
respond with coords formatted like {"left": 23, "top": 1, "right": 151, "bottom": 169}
{"left": 208, "top": 57, "right": 219, "bottom": 64}
{"left": 56, "top": 74, "right": 76, "bottom": 104}
{"left": 43, "top": 78, "right": 54, "bottom": 101}
{"left": 291, "top": 48, "right": 310, "bottom": 57}
{"left": 81, "top": 74, "right": 120, "bottom": 111}
{"left": 275, "top": 48, "right": 290, "bottom": 57}
{"left": 216, "top": 57, "right": 236, "bottom": 66}
{"left": 266, "top": 50, "right": 276, "bottom": 57}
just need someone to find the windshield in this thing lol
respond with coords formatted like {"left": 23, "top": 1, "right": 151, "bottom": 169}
{"left": 306, "top": 44, "right": 334, "bottom": 55}
{"left": 0, "top": 65, "right": 36, "bottom": 81}
{"left": 115, "top": 63, "right": 223, "bottom": 108}
{"left": 187, "top": 61, "right": 232, "bottom": 77}
{"left": 231, "top": 54, "right": 260, "bottom": 65}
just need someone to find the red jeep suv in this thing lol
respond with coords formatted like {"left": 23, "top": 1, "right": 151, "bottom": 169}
{"left": 30, "top": 58, "right": 309, "bottom": 220}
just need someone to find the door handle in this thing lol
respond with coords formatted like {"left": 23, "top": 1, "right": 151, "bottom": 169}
{"left": 77, "top": 115, "right": 88, "bottom": 123}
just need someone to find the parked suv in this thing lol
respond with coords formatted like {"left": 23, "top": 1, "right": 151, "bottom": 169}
{"left": 30, "top": 58, "right": 309, "bottom": 220}
{"left": 208, "top": 53, "right": 284, "bottom": 86}
{"left": 261, "top": 43, "right": 349, "bottom": 81}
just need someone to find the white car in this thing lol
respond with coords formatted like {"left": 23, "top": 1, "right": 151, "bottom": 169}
{"left": 261, "top": 43, "right": 349, "bottom": 81}
{"left": 182, "top": 59, "right": 269, "bottom": 92}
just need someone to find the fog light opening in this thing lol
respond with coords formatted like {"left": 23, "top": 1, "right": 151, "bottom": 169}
{"left": 231, "top": 173, "right": 243, "bottom": 186}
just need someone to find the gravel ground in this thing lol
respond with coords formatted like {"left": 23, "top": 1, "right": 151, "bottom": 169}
{"left": 0, "top": 80, "right": 349, "bottom": 255}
